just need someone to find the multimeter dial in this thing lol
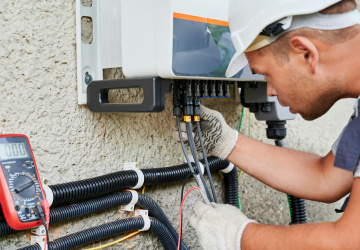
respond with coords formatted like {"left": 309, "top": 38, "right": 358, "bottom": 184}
{"left": 12, "top": 175, "right": 36, "bottom": 198}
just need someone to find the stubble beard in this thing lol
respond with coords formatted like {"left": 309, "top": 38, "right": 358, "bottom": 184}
{"left": 286, "top": 68, "right": 344, "bottom": 121}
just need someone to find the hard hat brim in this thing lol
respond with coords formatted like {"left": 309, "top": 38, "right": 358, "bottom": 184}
{"left": 225, "top": 52, "right": 248, "bottom": 78}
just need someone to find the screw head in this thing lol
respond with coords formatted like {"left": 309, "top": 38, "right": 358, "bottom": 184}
{"left": 85, "top": 74, "right": 93, "bottom": 85}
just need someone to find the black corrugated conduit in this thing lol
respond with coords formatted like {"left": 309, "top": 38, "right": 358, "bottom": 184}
{"left": 49, "top": 157, "right": 236, "bottom": 206}
{"left": 0, "top": 192, "right": 188, "bottom": 249}
{"left": 17, "top": 216, "right": 177, "bottom": 250}
{"left": 288, "top": 195, "right": 307, "bottom": 224}
{"left": 0, "top": 221, "right": 17, "bottom": 238}
{"left": 2, "top": 157, "right": 239, "bottom": 249}
{"left": 223, "top": 166, "right": 239, "bottom": 206}
{"left": 275, "top": 139, "right": 307, "bottom": 224}
{"left": 0, "top": 157, "right": 239, "bottom": 235}
{"left": 137, "top": 193, "right": 188, "bottom": 250}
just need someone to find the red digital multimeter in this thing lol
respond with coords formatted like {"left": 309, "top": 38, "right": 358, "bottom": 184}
{"left": 0, "top": 134, "right": 46, "bottom": 230}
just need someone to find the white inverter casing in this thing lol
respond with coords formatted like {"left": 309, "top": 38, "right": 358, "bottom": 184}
{"left": 120, "top": 0, "right": 258, "bottom": 81}
{"left": 76, "top": 0, "right": 264, "bottom": 104}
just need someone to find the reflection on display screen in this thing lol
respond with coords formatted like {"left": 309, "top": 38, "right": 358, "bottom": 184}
{"left": 0, "top": 143, "right": 29, "bottom": 160}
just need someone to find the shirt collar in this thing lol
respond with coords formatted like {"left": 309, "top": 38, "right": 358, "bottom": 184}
{"left": 354, "top": 96, "right": 360, "bottom": 118}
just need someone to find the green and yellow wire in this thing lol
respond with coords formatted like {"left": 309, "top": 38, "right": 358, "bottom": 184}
{"left": 84, "top": 231, "right": 141, "bottom": 250}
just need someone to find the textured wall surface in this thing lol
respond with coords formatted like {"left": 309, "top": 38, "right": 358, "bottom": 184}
{"left": 0, "top": 0, "right": 358, "bottom": 249}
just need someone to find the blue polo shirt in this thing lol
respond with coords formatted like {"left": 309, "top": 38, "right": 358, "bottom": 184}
{"left": 332, "top": 97, "right": 360, "bottom": 178}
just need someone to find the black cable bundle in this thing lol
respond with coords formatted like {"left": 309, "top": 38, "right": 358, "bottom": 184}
{"left": 18, "top": 217, "right": 177, "bottom": 250}
{"left": 0, "top": 159, "right": 239, "bottom": 239}
{"left": 223, "top": 166, "right": 239, "bottom": 207}
{"left": 49, "top": 157, "right": 230, "bottom": 206}
{"left": 137, "top": 194, "right": 187, "bottom": 249}
{"left": 275, "top": 139, "right": 307, "bottom": 224}
{"left": 50, "top": 171, "right": 138, "bottom": 206}
{"left": 50, "top": 192, "right": 132, "bottom": 224}
{"left": 0, "top": 192, "right": 189, "bottom": 250}
{"left": 288, "top": 195, "right": 307, "bottom": 224}
{"left": 0, "top": 221, "right": 17, "bottom": 238}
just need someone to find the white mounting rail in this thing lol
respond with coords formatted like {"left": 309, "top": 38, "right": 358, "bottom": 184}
{"left": 76, "top": 0, "right": 122, "bottom": 104}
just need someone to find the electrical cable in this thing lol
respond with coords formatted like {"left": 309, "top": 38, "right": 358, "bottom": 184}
{"left": 18, "top": 216, "right": 177, "bottom": 250}
{"left": 237, "top": 106, "right": 245, "bottom": 210}
{"left": 223, "top": 166, "right": 240, "bottom": 208}
{"left": 237, "top": 106, "right": 245, "bottom": 180}
{"left": 50, "top": 192, "right": 189, "bottom": 250}
{"left": 174, "top": 80, "right": 200, "bottom": 188}
{"left": 180, "top": 174, "right": 194, "bottom": 204}
{"left": 84, "top": 231, "right": 141, "bottom": 250}
{"left": 137, "top": 194, "right": 189, "bottom": 250}
{"left": 42, "top": 200, "right": 50, "bottom": 245}
{"left": 1, "top": 158, "right": 238, "bottom": 249}
{"left": 45, "top": 226, "right": 49, "bottom": 249}
{"left": 196, "top": 120, "right": 217, "bottom": 203}
{"left": 176, "top": 117, "right": 200, "bottom": 187}
{"left": 275, "top": 139, "right": 306, "bottom": 224}
{"left": 238, "top": 106, "right": 245, "bottom": 132}
{"left": 34, "top": 202, "right": 50, "bottom": 249}
{"left": 219, "top": 171, "right": 224, "bottom": 178}
{"left": 186, "top": 122, "right": 213, "bottom": 202}
{"left": 49, "top": 156, "right": 229, "bottom": 206}
{"left": 179, "top": 173, "right": 193, "bottom": 246}
{"left": 178, "top": 187, "right": 201, "bottom": 250}
{"left": 248, "top": 108, "right": 251, "bottom": 138}
{"left": 287, "top": 194, "right": 292, "bottom": 217}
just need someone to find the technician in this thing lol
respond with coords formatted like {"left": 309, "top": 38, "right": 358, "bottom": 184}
{"left": 187, "top": 0, "right": 360, "bottom": 249}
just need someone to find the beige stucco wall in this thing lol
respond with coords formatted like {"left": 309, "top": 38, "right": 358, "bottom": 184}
{"left": 0, "top": 0, "right": 358, "bottom": 249}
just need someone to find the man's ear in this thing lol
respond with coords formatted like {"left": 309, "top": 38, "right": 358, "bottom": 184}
{"left": 289, "top": 36, "right": 319, "bottom": 74}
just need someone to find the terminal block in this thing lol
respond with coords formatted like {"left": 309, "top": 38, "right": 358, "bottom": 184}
{"left": 240, "top": 82, "right": 296, "bottom": 121}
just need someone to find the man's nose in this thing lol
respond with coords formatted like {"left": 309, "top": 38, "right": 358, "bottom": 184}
{"left": 267, "top": 83, "right": 277, "bottom": 97}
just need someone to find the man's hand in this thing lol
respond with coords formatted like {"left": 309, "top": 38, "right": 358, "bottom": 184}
{"left": 190, "top": 201, "right": 256, "bottom": 250}
{"left": 173, "top": 105, "right": 238, "bottom": 159}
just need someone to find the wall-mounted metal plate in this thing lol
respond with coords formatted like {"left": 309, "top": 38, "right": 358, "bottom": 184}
{"left": 76, "top": 0, "right": 123, "bottom": 104}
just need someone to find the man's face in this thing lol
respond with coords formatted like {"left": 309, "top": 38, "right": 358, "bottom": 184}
{"left": 245, "top": 50, "right": 344, "bottom": 121}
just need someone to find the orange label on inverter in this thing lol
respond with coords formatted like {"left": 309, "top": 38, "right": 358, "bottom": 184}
{"left": 173, "top": 12, "right": 229, "bottom": 27}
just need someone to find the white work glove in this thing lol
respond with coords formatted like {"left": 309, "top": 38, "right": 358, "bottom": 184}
{"left": 174, "top": 105, "right": 238, "bottom": 159}
{"left": 190, "top": 201, "right": 256, "bottom": 250}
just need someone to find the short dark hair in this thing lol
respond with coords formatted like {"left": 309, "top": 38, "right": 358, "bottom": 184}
{"left": 258, "top": 0, "right": 359, "bottom": 62}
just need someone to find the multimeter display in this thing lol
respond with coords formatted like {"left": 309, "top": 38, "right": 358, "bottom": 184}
{"left": 0, "top": 135, "right": 45, "bottom": 230}
{"left": 0, "top": 143, "right": 29, "bottom": 160}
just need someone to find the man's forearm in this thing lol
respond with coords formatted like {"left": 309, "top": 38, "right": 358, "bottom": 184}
{"left": 227, "top": 134, "right": 352, "bottom": 202}
{"left": 240, "top": 175, "right": 360, "bottom": 249}
{"left": 241, "top": 221, "right": 341, "bottom": 250}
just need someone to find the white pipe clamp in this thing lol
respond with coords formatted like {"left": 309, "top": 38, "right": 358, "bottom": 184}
{"left": 221, "top": 163, "right": 235, "bottom": 174}
{"left": 31, "top": 225, "right": 46, "bottom": 236}
{"left": 198, "top": 161, "right": 205, "bottom": 175}
{"left": 42, "top": 184, "right": 54, "bottom": 207}
{"left": 184, "top": 156, "right": 205, "bottom": 174}
{"left": 122, "top": 190, "right": 138, "bottom": 212}
{"left": 31, "top": 236, "right": 46, "bottom": 250}
{"left": 135, "top": 210, "right": 151, "bottom": 231}
{"left": 124, "top": 162, "right": 144, "bottom": 189}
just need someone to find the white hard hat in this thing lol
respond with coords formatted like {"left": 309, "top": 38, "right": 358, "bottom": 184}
{"left": 225, "top": 0, "right": 342, "bottom": 77}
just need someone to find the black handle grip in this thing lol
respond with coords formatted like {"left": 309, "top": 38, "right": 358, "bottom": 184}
{"left": 86, "top": 78, "right": 172, "bottom": 113}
